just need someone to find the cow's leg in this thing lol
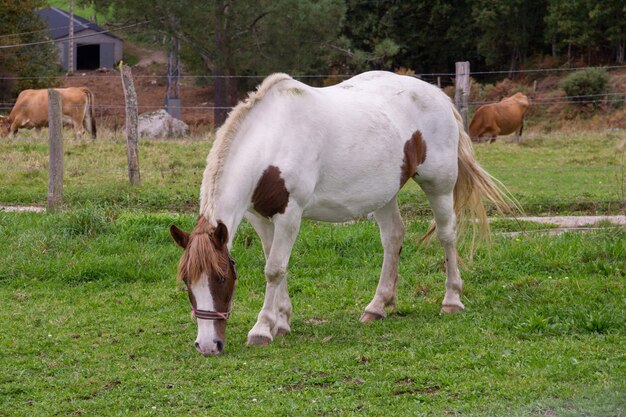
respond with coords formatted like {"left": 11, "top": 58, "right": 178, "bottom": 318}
{"left": 71, "top": 119, "right": 84, "bottom": 140}
{"left": 487, "top": 126, "right": 500, "bottom": 144}
{"left": 244, "top": 212, "right": 291, "bottom": 337}
{"left": 34, "top": 127, "right": 42, "bottom": 139}
{"left": 8, "top": 119, "right": 20, "bottom": 138}
{"left": 514, "top": 120, "right": 524, "bottom": 144}
{"left": 247, "top": 203, "right": 301, "bottom": 346}
{"left": 425, "top": 191, "right": 464, "bottom": 313}
{"left": 361, "top": 198, "right": 404, "bottom": 322}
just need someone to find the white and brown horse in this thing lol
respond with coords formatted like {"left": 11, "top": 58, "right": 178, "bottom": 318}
{"left": 170, "top": 71, "right": 512, "bottom": 355}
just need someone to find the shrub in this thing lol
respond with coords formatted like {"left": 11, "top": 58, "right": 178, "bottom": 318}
{"left": 559, "top": 68, "right": 610, "bottom": 104}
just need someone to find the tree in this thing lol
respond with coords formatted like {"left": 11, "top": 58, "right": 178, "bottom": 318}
{"left": 0, "top": 0, "right": 59, "bottom": 103}
{"left": 108, "top": 0, "right": 345, "bottom": 126}
{"left": 545, "top": 0, "right": 593, "bottom": 64}
{"left": 471, "top": 0, "right": 548, "bottom": 75}
{"left": 544, "top": 0, "right": 625, "bottom": 65}
{"left": 586, "top": 0, "right": 626, "bottom": 64}
{"left": 340, "top": 0, "right": 481, "bottom": 74}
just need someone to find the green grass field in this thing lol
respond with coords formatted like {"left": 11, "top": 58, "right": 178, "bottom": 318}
{"left": 0, "top": 209, "right": 624, "bottom": 416}
{"left": 0, "top": 131, "right": 625, "bottom": 416}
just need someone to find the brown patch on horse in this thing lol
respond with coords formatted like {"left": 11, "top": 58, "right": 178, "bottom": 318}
{"left": 177, "top": 215, "right": 230, "bottom": 284}
{"left": 252, "top": 165, "right": 290, "bottom": 218}
{"left": 400, "top": 130, "right": 427, "bottom": 186}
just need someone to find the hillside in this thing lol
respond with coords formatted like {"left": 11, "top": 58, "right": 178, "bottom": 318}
{"left": 60, "top": 63, "right": 215, "bottom": 133}
{"left": 60, "top": 61, "right": 625, "bottom": 134}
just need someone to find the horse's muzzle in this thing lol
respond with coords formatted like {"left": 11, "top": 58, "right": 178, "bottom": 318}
{"left": 194, "top": 340, "right": 224, "bottom": 356}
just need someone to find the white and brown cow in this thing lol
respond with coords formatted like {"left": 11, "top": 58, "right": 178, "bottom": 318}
{"left": 469, "top": 92, "right": 529, "bottom": 143}
{"left": 1, "top": 87, "right": 96, "bottom": 139}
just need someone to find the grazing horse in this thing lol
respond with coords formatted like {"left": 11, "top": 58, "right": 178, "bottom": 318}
{"left": 1, "top": 87, "right": 96, "bottom": 139}
{"left": 170, "top": 71, "right": 513, "bottom": 356}
{"left": 469, "top": 92, "right": 530, "bottom": 143}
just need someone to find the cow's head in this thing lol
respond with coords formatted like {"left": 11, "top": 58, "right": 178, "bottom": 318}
{"left": 0, "top": 116, "right": 10, "bottom": 136}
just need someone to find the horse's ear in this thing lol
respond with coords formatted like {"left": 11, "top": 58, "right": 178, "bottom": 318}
{"left": 214, "top": 221, "right": 228, "bottom": 248}
{"left": 170, "top": 225, "right": 190, "bottom": 249}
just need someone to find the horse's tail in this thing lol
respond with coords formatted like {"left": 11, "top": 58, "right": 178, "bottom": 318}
{"left": 424, "top": 106, "right": 519, "bottom": 251}
{"left": 81, "top": 87, "right": 97, "bottom": 139}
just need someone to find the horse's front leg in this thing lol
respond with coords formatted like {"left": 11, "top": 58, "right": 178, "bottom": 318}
{"left": 247, "top": 205, "right": 301, "bottom": 346}
{"left": 245, "top": 212, "right": 292, "bottom": 338}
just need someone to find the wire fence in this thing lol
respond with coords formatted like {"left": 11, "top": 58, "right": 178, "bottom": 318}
{"left": 0, "top": 62, "right": 624, "bottom": 215}
{"left": 0, "top": 66, "right": 624, "bottom": 116}
{"left": 1, "top": 136, "right": 624, "bottom": 215}
{"left": 2, "top": 65, "right": 626, "bottom": 80}
{"left": 0, "top": 93, "right": 624, "bottom": 113}
{"left": 0, "top": 19, "right": 154, "bottom": 49}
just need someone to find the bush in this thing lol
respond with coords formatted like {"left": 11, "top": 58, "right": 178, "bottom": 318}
{"left": 560, "top": 68, "right": 610, "bottom": 104}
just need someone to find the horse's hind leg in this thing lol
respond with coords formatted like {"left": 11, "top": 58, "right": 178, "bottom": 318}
{"left": 361, "top": 198, "right": 404, "bottom": 322}
{"left": 425, "top": 191, "right": 465, "bottom": 313}
{"left": 245, "top": 212, "right": 292, "bottom": 337}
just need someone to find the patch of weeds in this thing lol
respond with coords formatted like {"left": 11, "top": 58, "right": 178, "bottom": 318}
{"left": 574, "top": 308, "right": 622, "bottom": 334}
{"left": 514, "top": 312, "right": 549, "bottom": 334}
{"left": 54, "top": 205, "right": 114, "bottom": 237}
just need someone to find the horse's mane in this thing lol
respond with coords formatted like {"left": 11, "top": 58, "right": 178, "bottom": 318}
{"left": 178, "top": 216, "right": 228, "bottom": 283}
{"left": 200, "top": 73, "right": 293, "bottom": 218}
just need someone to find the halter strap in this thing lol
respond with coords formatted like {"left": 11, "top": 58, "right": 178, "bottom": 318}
{"left": 192, "top": 308, "right": 231, "bottom": 320}
{"left": 189, "top": 256, "right": 237, "bottom": 321}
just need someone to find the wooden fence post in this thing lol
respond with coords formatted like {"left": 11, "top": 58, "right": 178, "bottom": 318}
{"left": 120, "top": 64, "right": 140, "bottom": 185}
{"left": 47, "top": 89, "right": 63, "bottom": 212}
{"left": 454, "top": 61, "right": 470, "bottom": 132}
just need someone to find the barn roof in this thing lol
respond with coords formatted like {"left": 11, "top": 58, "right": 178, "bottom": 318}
{"left": 35, "top": 7, "right": 122, "bottom": 41}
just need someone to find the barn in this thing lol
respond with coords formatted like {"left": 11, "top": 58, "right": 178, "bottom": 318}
{"left": 35, "top": 7, "right": 123, "bottom": 71}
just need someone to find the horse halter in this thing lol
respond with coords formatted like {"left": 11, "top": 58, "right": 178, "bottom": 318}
{"left": 191, "top": 256, "right": 237, "bottom": 321}
{"left": 192, "top": 308, "right": 231, "bottom": 320}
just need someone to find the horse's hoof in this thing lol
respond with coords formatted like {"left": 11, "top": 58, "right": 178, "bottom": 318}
{"left": 441, "top": 304, "right": 464, "bottom": 314}
{"left": 247, "top": 334, "right": 272, "bottom": 346}
{"left": 275, "top": 327, "right": 290, "bottom": 337}
{"left": 360, "top": 311, "right": 385, "bottom": 323}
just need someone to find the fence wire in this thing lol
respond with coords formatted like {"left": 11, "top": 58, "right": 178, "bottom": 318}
{"left": 1, "top": 62, "right": 624, "bottom": 214}
{"left": 0, "top": 94, "right": 623, "bottom": 112}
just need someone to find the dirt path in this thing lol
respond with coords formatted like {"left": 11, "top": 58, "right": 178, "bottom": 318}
{"left": 0, "top": 206, "right": 45, "bottom": 213}
{"left": 515, "top": 215, "right": 625, "bottom": 227}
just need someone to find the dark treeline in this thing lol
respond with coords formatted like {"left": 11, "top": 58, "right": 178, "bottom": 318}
{"left": 0, "top": 0, "right": 624, "bottom": 122}
{"left": 341, "top": 0, "right": 625, "bottom": 73}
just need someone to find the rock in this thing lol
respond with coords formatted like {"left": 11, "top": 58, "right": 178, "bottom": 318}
{"left": 137, "top": 109, "right": 189, "bottom": 138}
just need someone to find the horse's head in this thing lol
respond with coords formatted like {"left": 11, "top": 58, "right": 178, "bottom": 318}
{"left": 170, "top": 215, "right": 237, "bottom": 356}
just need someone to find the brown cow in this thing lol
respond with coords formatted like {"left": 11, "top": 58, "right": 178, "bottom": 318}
{"left": 469, "top": 92, "right": 529, "bottom": 143}
{"left": 1, "top": 87, "right": 96, "bottom": 139}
